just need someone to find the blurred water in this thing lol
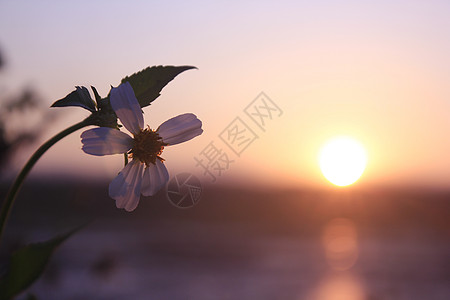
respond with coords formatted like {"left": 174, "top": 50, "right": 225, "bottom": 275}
{"left": 1, "top": 182, "right": 449, "bottom": 300}
{"left": 17, "top": 219, "right": 449, "bottom": 300}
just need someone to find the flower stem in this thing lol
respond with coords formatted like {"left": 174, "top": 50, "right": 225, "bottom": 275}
{"left": 0, "top": 117, "right": 94, "bottom": 244}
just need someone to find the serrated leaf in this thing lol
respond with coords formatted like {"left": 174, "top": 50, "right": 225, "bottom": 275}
{"left": 121, "top": 65, "right": 196, "bottom": 108}
{"left": 51, "top": 86, "right": 96, "bottom": 112}
{"left": 0, "top": 227, "right": 82, "bottom": 300}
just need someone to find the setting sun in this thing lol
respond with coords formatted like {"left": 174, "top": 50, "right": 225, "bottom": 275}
{"left": 319, "top": 136, "right": 368, "bottom": 187}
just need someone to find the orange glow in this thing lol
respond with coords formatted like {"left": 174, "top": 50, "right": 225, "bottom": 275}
{"left": 310, "top": 272, "right": 365, "bottom": 300}
{"left": 319, "top": 137, "right": 367, "bottom": 187}
{"left": 322, "top": 218, "right": 359, "bottom": 271}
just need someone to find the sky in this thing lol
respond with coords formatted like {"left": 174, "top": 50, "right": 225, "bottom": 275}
{"left": 1, "top": 0, "right": 450, "bottom": 189}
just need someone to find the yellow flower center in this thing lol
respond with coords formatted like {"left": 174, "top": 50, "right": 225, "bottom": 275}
{"left": 131, "top": 127, "right": 167, "bottom": 165}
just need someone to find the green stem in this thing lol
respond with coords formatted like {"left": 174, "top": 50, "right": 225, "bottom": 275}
{"left": 0, "top": 118, "right": 94, "bottom": 244}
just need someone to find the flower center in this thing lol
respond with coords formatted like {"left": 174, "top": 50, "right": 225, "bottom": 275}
{"left": 131, "top": 127, "right": 167, "bottom": 165}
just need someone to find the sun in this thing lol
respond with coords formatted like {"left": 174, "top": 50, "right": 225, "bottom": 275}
{"left": 318, "top": 136, "right": 368, "bottom": 186}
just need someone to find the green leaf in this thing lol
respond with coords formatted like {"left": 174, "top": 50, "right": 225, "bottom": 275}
{"left": 51, "top": 86, "right": 97, "bottom": 112}
{"left": 0, "top": 227, "right": 82, "bottom": 300}
{"left": 121, "top": 65, "right": 196, "bottom": 108}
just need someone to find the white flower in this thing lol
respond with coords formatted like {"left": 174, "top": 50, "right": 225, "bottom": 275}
{"left": 80, "top": 82, "right": 203, "bottom": 211}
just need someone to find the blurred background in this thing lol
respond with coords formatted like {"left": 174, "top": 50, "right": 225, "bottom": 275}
{"left": 0, "top": 1, "right": 449, "bottom": 299}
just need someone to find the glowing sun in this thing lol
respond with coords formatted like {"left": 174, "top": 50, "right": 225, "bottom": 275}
{"left": 318, "top": 136, "right": 368, "bottom": 186}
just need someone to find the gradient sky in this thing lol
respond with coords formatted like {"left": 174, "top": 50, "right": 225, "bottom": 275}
{"left": 1, "top": 0, "right": 450, "bottom": 189}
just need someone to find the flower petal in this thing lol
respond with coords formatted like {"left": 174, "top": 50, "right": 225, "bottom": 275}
{"left": 157, "top": 113, "right": 203, "bottom": 145}
{"left": 110, "top": 82, "right": 144, "bottom": 134}
{"left": 109, "top": 159, "right": 144, "bottom": 212}
{"left": 141, "top": 160, "right": 169, "bottom": 196}
{"left": 81, "top": 127, "right": 133, "bottom": 156}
